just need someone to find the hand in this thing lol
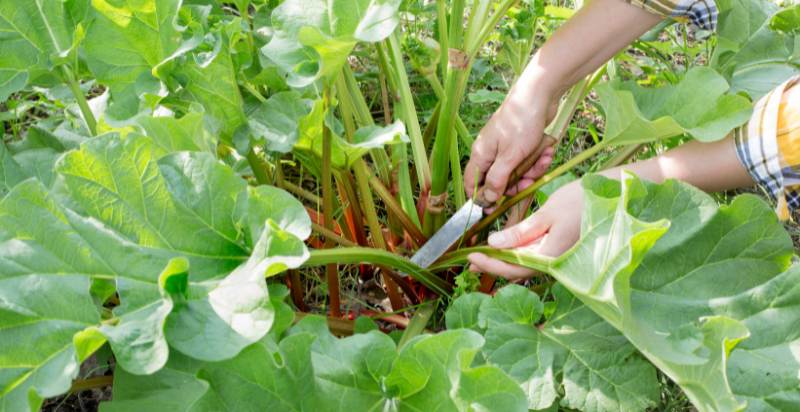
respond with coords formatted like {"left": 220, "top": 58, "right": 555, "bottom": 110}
{"left": 463, "top": 0, "right": 664, "bottom": 205}
{"left": 464, "top": 88, "right": 558, "bottom": 204}
{"left": 468, "top": 180, "right": 583, "bottom": 280}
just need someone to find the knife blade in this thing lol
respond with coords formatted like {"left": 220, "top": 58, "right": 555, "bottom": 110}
{"left": 406, "top": 135, "right": 556, "bottom": 271}
{"left": 409, "top": 199, "right": 483, "bottom": 269}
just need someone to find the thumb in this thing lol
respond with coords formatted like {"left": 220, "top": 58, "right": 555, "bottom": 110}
{"left": 488, "top": 213, "right": 550, "bottom": 249}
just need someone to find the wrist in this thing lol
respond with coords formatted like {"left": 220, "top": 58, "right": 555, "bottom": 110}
{"left": 516, "top": 52, "right": 572, "bottom": 100}
{"left": 503, "top": 70, "right": 556, "bottom": 118}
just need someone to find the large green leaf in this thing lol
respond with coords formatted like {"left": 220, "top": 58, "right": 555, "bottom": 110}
{"left": 0, "top": 133, "right": 310, "bottom": 410}
{"left": 0, "top": 0, "right": 84, "bottom": 100}
{"left": 446, "top": 284, "right": 659, "bottom": 411}
{"left": 596, "top": 67, "right": 752, "bottom": 145}
{"left": 712, "top": 0, "right": 800, "bottom": 99}
{"left": 289, "top": 316, "right": 397, "bottom": 410}
{"left": 84, "top": 0, "right": 182, "bottom": 118}
{"left": 105, "top": 308, "right": 527, "bottom": 411}
{"left": 502, "top": 173, "right": 799, "bottom": 411}
{"left": 262, "top": 0, "right": 402, "bottom": 87}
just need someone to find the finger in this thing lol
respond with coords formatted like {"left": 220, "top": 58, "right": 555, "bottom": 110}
{"left": 488, "top": 212, "right": 551, "bottom": 248}
{"left": 482, "top": 149, "right": 526, "bottom": 203}
{"left": 525, "top": 147, "right": 554, "bottom": 171}
{"left": 504, "top": 149, "right": 554, "bottom": 196}
{"left": 533, "top": 220, "right": 581, "bottom": 258}
{"left": 505, "top": 178, "right": 534, "bottom": 196}
{"left": 468, "top": 253, "right": 536, "bottom": 280}
{"left": 528, "top": 148, "right": 554, "bottom": 179}
{"left": 464, "top": 137, "right": 497, "bottom": 198}
{"left": 520, "top": 149, "right": 554, "bottom": 180}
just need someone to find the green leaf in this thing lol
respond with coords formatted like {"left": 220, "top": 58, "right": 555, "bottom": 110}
{"left": 167, "top": 36, "right": 248, "bottom": 141}
{"left": 403, "top": 36, "right": 439, "bottom": 76}
{"left": 290, "top": 316, "right": 396, "bottom": 409}
{"left": 478, "top": 284, "right": 543, "bottom": 326}
{"left": 386, "top": 329, "right": 527, "bottom": 411}
{"left": 770, "top": 5, "right": 800, "bottom": 35}
{"left": 0, "top": 142, "right": 27, "bottom": 195}
{"left": 0, "top": 0, "right": 82, "bottom": 100}
{"left": 262, "top": 0, "right": 402, "bottom": 87}
{"left": 295, "top": 99, "right": 408, "bottom": 169}
{"left": 445, "top": 292, "right": 491, "bottom": 331}
{"left": 596, "top": 67, "right": 753, "bottom": 144}
{"left": 106, "top": 312, "right": 527, "bottom": 412}
{"left": 448, "top": 285, "right": 659, "bottom": 411}
{"left": 11, "top": 122, "right": 88, "bottom": 153}
{"left": 0, "top": 133, "right": 310, "bottom": 406}
{"left": 0, "top": 134, "right": 67, "bottom": 199}
{"left": 248, "top": 91, "right": 313, "bottom": 153}
{"left": 84, "top": 0, "right": 182, "bottom": 118}
{"left": 712, "top": 0, "right": 800, "bottom": 98}
{"left": 505, "top": 172, "right": 800, "bottom": 411}
{"left": 468, "top": 89, "right": 506, "bottom": 105}
{"left": 724, "top": 265, "right": 800, "bottom": 411}
{"left": 1, "top": 123, "right": 89, "bottom": 194}
{"left": 104, "top": 293, "right": 316, "bottom": 412}
{"left": 136, "top": 112, "right": 217, "bottom": 155}
{"left": 0, "top": 182, "right": 102, "bottom": 411}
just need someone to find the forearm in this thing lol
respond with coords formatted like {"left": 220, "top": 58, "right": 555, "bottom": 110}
{"left": 600, "top": 137, "right": 755, "bottom": 193}
{"left": 509, "top": 0, "right": 663, "bottom": 105}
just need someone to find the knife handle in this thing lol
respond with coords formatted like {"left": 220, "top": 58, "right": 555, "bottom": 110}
{"left": 474, "top": 134, "right": 556, "bottom": 208}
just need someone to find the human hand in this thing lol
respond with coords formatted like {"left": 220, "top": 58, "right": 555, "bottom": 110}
{"left": 463, "top": 0, "right": 665, "bottom": 206}
{"left": 468, "top": 180, "right": 583, "bottom": 280}
{"left": 463, "top": 84, "right": 558, "bottom": 205}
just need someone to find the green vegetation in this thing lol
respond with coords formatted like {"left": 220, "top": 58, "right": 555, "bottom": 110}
{"left": 0, "top": 0, "right": 798, "bottom": 411}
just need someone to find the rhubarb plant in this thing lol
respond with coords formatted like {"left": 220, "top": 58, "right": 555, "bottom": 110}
{"left": 1, "top": 0, "right": 800, "bottom": 411}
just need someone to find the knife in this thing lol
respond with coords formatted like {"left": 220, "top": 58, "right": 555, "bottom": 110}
{"left": 408, "top": 135, "right": 556, "bottom": 270}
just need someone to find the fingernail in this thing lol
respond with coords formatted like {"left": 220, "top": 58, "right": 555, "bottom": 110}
{"left": 488, "top": 231, "right": 509, "bottom": 247}
{"left": 484, "top": 189, "right": 498, "bottom": 202}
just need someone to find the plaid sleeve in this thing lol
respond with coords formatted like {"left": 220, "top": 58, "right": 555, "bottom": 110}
{"left": 623, "top": 0, "right": 718, "bottom": 31}
{"left": 734, "top": 76, "right": 800, "bottom": 221}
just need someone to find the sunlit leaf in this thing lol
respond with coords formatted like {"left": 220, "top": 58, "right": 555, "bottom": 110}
{"left": 770, "top": 5, "right": 800, "bottom": 35}
{"left": 712, "top": 0, "right": 800, "bottom": 98}
{"left": 84, "top": 0, "right": 182, "bottom": 118}
{"left": 136, "top": 112, "right": 217, "bottom": 155}
{"left": 262, "top": 0, "right": 402, "bottom": 87}
{"left": 597, "top": 67, "right": 752, "bottom": 144}
{"left": 295, "top": 99, "right": 408, "bottom": 170}
{"left": 0, "top": 0, "right": 84, "bottom": 100}
{"left": 248, "top": 91, "right": 313, "bottom": 153}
